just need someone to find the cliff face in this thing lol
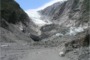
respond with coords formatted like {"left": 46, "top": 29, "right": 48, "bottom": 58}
{"left": 39, "top": 0, "right": 89, "bottom": 38}
{"left": 1, "top": 0, "right": 29, "bottom": 24}
{"left": 40, "top": 0, "right": 90, "bottom": 26}
{"left": 39, "top": 1, "right": 67, "bottom": 20}
{"left": 38, "top": 0, "right": 90, "bottom": 59}
{"left": 0, "top": 0, "right": 36, "bottom": 42}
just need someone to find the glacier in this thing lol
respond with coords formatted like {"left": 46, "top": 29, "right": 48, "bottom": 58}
{"left": 26, "top": 10, "right": 52, "bottom": 27}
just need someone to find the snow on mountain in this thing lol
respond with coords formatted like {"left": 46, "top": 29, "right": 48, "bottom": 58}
{"left": 66, "top": 26, "right": 88, "bottom": 36}
{"left": 26, "top": 10, "right": 52, "bottom": 27}
{"left": 35, "top": 0, "right": 67, "bottom": 11}
{"left": 25, "top": 0, "right": 67, "bottom": 27}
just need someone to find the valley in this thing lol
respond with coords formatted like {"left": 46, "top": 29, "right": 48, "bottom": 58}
{"left": 0, "top": 0, "right": 90, "bottom": 60}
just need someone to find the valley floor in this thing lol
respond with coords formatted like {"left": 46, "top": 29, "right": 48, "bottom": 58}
{"left": 0, "top": 42, "right": 70, "bottom": 60}
{"left": 19, "top": 48, "right": 70, "bottom": 60}
{"left": 0, "top": 42, "right": 89, "bottom": 60}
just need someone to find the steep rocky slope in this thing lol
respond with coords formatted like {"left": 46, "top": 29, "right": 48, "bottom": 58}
{"left": 38, "top": 0, "right": 90, "bottom": 59}
{"left": 39, "top": 0, "right": 90, "bottom": 39}
{"left": 0, "top": 0, "right": 90, "bottom": 60}
{"left": 0, "top": 0, "right": 38, "bottom": 42}
{"left": 1, "top": 0, "right": 89, "bottom": 46}
{"left": 40, "top": 0, "right": 90, "bottom": 25}
{"left": 39, "top": 1, "right": 67, "bottom": 20}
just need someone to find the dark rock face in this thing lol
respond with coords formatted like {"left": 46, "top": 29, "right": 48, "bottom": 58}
{"left": 59, "top": 29, "right": 90, "bottom": 60}
{"left": 0, "top": 0, "right": 35, "bottom": 42}
{"left": 40, "top": 24, "right": 60, "bottom": 39}
{"left": 40, "top": 24, "right": 56, "bottom": 32}
{"left": 39, "top": 1, "right": 67, "bottom": 20}
{"left": 30, "top": 34, "right": 41, "bottom": 41}
{"left": 39, "top": 2, "right": 64, "bottom": 17}
{"left": 65, "top": 31, "right": 90, "bottom": 51}
{"left": 1, "top": 0, "right": 29, "bottom": 24}
{"left": 40, "top": 0, "right": 90, "bottom": 26}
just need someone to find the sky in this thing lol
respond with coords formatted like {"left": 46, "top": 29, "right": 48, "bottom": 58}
{"left": 16, "top": 0, "right": 52, "bottom": 10}
{"left": 15, "top": 0, "right": 66, "bottom": 11}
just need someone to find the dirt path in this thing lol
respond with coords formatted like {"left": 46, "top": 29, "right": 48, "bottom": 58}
{"left": 20, "top": 48, "right": 70, "bottom": 60}
{"left": 1, "top": 43, "right": 71, "bottom": 60}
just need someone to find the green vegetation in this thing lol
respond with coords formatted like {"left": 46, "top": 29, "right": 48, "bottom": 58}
{"left": 80, "top": 0, "right": 90, "bottom": 22}
{"left": 1, "top": 0, "right": 29, "bottom": 24}
{"left": 71, "top": 0, "right": 79, "bottom": 10}
{"left": 84, "top": 0, "right": 90, "bottom": 12}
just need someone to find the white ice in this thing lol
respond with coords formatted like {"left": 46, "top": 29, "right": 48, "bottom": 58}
{"left": 66, "top": 26, "right": 88, "bottom": 36}
{"left": 26, "top": 10, "right": 51, "bottom": 27}
{"left": 56, "top": 33, "right": 64, "bottom": 36}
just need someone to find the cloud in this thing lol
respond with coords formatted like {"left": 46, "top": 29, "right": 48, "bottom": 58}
{"left": 26, "top": 0, "right": 67, "bottom": 11}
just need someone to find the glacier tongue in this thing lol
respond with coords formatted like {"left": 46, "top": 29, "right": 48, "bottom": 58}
{"left": 66, "top": 25, "right": 88, "bottom": 36}
{"left": 26, "top": 10, "right": 52, "bottom": 27}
